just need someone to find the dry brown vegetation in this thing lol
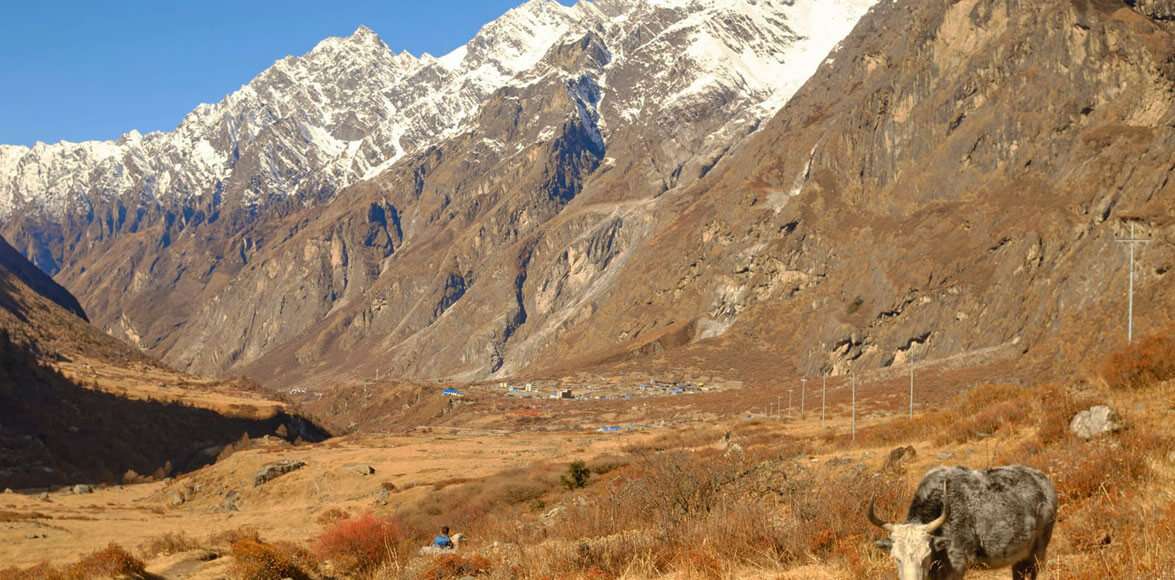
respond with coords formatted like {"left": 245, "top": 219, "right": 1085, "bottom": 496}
{"left": 1099, "top": 330, "right": 1175, "bottom": 390}
{"left": 0, "top": 544, "right": 150, "bottom": 580}
{"left": 229, "top": 537, "right": 317, "bottom": 580}
{"left": 4, "top": 341, "right": 1173, "bottom": 578}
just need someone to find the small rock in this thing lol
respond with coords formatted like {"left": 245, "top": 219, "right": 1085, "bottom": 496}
{"left": 374, "top": 487, "right": 389, "bottom": 506}
{"left": 38, "top": 492, "right": 50, "bottom": 501}
{"left": 541, "top": 506, "right": 566, "bottom": 525}
{"left": 936, "top": 451, "right": 954, "bottom": 461}
{"left": 24, "top": 533, "right": 47, "bottom": 540}
{"left": 223, "top": 490, "right": 240, "bottom": 512}
{"left": 1070, "top": 405, "right": 1124, "bottom": 440}
{"left": 254, "top": 460, "right": 306, "bottom": 486}
{"left": 168, "top": 492, "right": 186, "bottom": 507}
{"left": 72, "top": 484, "right": 95, "bottom": 495}
{"left": 350, "top": 464, "right": 376, "bottom": 476}
{"left": 3, "top": 488, "right": 13, "bottom": 494}
{"left": 882, "top": 445, "right": 917, "bottom": 473}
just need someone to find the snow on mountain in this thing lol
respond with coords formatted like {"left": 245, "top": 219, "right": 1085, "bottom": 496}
{"left": 0, "top": 0, "right": 876, "bottom": 219}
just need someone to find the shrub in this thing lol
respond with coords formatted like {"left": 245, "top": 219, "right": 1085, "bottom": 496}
{"left": 314, "top": 513, "right": 408, "bottom": 574}
{"left": 138, "top": 531, "right": 200, "bottom": 559}
{"left": 419, "top": 554, "right": 493, "bottom": 579}
{"left": 1100, "top": 331, "right": 1175, "bottom": 390}
{"left": 70, "top": 544, "right": 149, "bottom": 579}
{"left": 207, "top": 525, "right": 261, "bottom": 547}
{"left": 229, "top": 538, "right": 315, "bottom": 580}
{"left": 560, "top": 460, "right": 591, "bottom": 490}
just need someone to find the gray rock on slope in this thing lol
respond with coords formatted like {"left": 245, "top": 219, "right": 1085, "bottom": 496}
{"left": 254, "top": 460, "right": 307, "bottom": 486}
{"left": 1070, "top": 405, "right": 1124, "bottom": 440}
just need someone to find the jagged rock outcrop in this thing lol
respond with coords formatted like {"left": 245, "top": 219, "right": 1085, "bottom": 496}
{"left": 1132, "top": 0, "right": 1175, "bottom": 20}
{"left": 530, "top": 0, "right": 1175, "bottom": 382}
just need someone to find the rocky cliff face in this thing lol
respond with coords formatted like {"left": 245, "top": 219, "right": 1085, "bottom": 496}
{"left": 530, "top": 0, "right": 1175, "bottom": 381}
{"left": 0, "top": 0, "right": 878, "bottom": 385}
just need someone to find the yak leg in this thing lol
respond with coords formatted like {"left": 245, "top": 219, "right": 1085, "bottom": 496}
{"left": 930, "top": 564, "right": 964, "bottom": 580}
{"left": 1012, "top": 559, "right": 1037, "bottom": 580}
{"left": 1014, "top": 521, "right": 1054, "bottom": 580}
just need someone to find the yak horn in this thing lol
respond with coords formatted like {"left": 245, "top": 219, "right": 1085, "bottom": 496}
{"left": 925, "top": 481, "right": 949, "bottom": 532}
{"left": 868, "top": 497, "right": 893, "bottom": 530}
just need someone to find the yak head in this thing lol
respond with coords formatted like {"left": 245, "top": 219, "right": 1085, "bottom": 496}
{"left": 868, "top": 482, "right": 949, "bottom": 580}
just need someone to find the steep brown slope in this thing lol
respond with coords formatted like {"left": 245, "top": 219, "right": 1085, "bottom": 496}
{"left": 529, "top": 0, "right": 1175, "bottom": 383}
{"left": 0, "top": 240, "right": 327, "bottom": 489}
{"left": 79, "top": 27, "right": 780, "bottom": 387}
{"left": 0, "top": 236, "right": 85, "bottom": 320}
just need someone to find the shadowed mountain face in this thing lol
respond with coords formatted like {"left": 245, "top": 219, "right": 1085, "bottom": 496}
{"left": 0, "top": 332, "right": 326, "bottom": 489}
{"left": 0, "top": 239, "right": 328, "bottom": 488}
{"left": 0, "top": 235, "right": 85, "bottom": 320}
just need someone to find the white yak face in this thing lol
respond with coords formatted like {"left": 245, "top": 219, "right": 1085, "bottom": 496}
{"left": 884, "top": 524, "right": 936, "bottom": 580}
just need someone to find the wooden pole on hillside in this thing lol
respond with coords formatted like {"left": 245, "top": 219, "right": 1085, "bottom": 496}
{"left": 788, "top": 389, "right": 793, "bottom": 419}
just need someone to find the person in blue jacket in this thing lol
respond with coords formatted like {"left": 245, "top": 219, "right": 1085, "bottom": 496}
{"left": 433, "top": 526, "right": 455, "bottom": 550}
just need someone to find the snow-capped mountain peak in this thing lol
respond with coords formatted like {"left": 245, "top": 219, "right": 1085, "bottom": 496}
{"left": 0, "top": 0, "right": 876, "bottom": 218}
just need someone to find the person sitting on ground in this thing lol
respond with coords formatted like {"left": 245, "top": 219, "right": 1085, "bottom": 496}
{"left": 433, "top": 526, "right": 455, "bottom": 550}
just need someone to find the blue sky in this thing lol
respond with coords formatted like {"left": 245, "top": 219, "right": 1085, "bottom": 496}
{"left": 0, "top": 0, "right": 570, "bottom": 146}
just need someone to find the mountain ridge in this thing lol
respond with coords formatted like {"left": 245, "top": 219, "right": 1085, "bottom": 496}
{"left": 0, "top": 0, "right": 878, "bottom": 385}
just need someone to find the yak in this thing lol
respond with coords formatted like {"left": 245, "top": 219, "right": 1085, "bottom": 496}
{"left": 868, "top": 465, "right": 1057, "bottom": 580}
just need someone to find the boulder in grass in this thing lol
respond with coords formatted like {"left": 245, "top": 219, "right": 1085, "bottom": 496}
{"left": 253, "top": 460, "right": 306, "bottom": 486}
{"left": 349, "top": 464, "right": 376, "bottom": 476}
{"left": 1070, "top": 405, "right": 1124, "bottom": 440}
{"left": 72, "top": 484, "right": 95, "bottom": 495}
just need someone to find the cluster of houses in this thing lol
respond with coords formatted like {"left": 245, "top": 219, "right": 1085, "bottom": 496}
{"left": 490, "top": 379, "right": 708, "bottom": 401}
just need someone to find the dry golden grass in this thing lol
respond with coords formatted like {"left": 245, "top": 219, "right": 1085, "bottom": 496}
{"left": 0, "top": 544, "right": 150, "bottom": 580}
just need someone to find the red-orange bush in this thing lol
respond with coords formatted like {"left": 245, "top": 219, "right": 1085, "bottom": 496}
{"left": 315, "top": 512, "right": 408, "bottom": 574}
{"left": 1100, "top": 331, "right": 1175, "bottom": 390}
{"left": 419, "top": 554, "right": 493, "bottom": 579}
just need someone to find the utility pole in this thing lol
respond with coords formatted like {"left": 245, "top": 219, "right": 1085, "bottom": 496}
{"left": 787, "top": 389, "right": 793, "bottom": 418}
{"left": 850, "top": 371, "right": 857, "bottom": 443}
{"left": 800, "top": 377, "right": 807, "bottom": 419}
{"left": 821, "top": 374, "right": 827, "bottom": 423}
{"left": 1116, "top": 222, "right": 1151, "bottom": 343}
{"left": 909, "top": 362, "right": 915, "bottom": 418}
{"left": 776, "top": 396, "right": 782, "bottom": 420}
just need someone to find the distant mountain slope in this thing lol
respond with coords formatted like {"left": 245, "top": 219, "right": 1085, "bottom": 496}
{"left": 0, "top": 0, "right": 877, "bottom": 385}
{"left": 0, "top": 237, "right": 327, "bottom": 488}
{"left": 0, "top": 235, "right": 85, "bottom": 320}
